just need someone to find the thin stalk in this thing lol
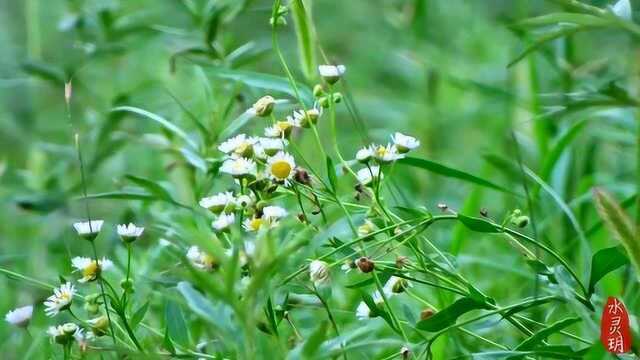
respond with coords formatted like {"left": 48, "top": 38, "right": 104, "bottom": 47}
{"left": 91, "top": 242, "right": 118, "bottom": 345}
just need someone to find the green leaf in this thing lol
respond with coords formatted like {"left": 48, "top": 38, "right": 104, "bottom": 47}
{"left": 416, "top": 297, "right": 488, "bottom": 332}
{"left": 163, "top": 325, "right": 176, "bottom": 355}
{"left": 326, "top": 156, "right": 337, "bottom": 193}
{"left": 508, "top": 26, "right": 584, "bottom": 68}
{"left": 21, "top": 60, "right": 66, "bottom": 85}
{"left": 458, "top": 214, "right": 500, "bottom": 233}
{"left": 130, "top": 301, "right": 150, "bottom": 329}
{"left": 397, "top": 157, "right": 516, "bottom": 195}
{"left": 81, "top": 191, "right": 156, "bottom": 201}
{"left": 593, "top": 188, "right": 640, "bottom": 277}
{"left": 205, "top": 68, "right": 313, "bottom": 105}
{"left": 500, "top": 297, "right": 561, "bottom": 319}
{"left": 588, "top": 246, "right": 629, "bottom": 296}
{"left": 515, "top": 317, "right": 581, "bottom": 351}
{"left": 513, "top": 13, "right": 610, "bottom": 28}
{"left": 111, "top": 106, "right": 198, "bottom": 149}
{"left": 124, "top": 175, "right": 174, "bottom": 202}
{"left": 291, "top": 0, "right": 317, "bottom": 81}
{"left": 218, "top": 109, "right": 255, "bottom": 140}
{"left": 176, "top": 281, "right": 236, "bottom": 335}
{"left": 165, "top": 300, "right": 190, "bottom": 347}
{"left": 301, "top": 321, "right": 328, "bottom": 358}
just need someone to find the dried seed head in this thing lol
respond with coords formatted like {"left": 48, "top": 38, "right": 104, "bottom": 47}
{"left": 395, "top": 256, "right": 409, "bottom": 269}
{"left": 420, "top": 308, "right": 435, "bottom": 321}
{"left": 297, "top": 213, "right": 306, "bottom": 223}
{"left": 294, "top": 168, "right": 311, "bottom": 185}
{"left": 356, "top": 257, "right": 375, "bottom": 273}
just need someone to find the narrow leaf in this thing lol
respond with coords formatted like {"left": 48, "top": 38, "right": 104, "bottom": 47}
{"left": 416, "top": 297, "right": 488, "bottom": 332}
{"left": 588, "top": 246, "right": 629, "bottom": 296}
{"left": 112, "top": 106, "right": 198, "bottom": 149}
{"left": 291, "top": 0, "right": 317, "bottom": 80}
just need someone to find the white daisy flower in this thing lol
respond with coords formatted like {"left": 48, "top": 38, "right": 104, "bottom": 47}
{"left": 251, "top": 95, "right": 275, "bottom": 117}
{"left": 212, "top": 213, "right": 235, "bottom": 232}
{"left": 383, "top": 276, "right": 411, "bottom": 296}
{"left": 263, "top": 205, "right": 288, "bottom": 220}
{"left": 612, "top": 0, "right": 632, "bottom": 20}
{"left": 243, "top": 217, "right": 266, "bottom": 232}
{"left": 117, "top": 223, "right": 144, "bottom": 243}
{"left": 293, "top": 108, "right": 321, "bottom": 127}
{"left": 309, "top": 260, "right": 330, "bottom": 286}
{"left": 373, "top": 143, "right": 404, "bottom": 163}
{"left": 356, "top": 166, "right": 383, "bottom": 185}
{"left": 71, "top": 257, "right": 113, "bottom": 283}
{"left": 218, "top": 134, "right": 258, "bottom": 158}
{"left": 355, "top": 146, "right": 375, "bottom": 163}
{"left": 72, "top": 220, "right": 104, "bottom": 241}
{"left": 48, "top": 323, "right": 78, "bottom": 344}
{"left": 259, "top": 137, "right": 288, "bottom": 156}
{"left": 356, "top": 291, "right": 383, "bottom": 320}
{"left": 186, "top": 246, "right": 218, "bottom": 271}
{"left": 5, "top": 305, "right": 33, "bottom": 327}
{"left": 74, "top": 327, "right": 93, "bottom": 351}
{"left": 44, "top": 283, "right": 76, "bottom": 317}
{"left": 264, "top": 119, "right": 298, "bottom": 139}
{"left": 318, "top": 64, "right": 346, "bottom": 84}
{"left": 220, "top": 157, "right": 257, "bottom": 178}
{"left": 199, "top": 191, "right": 235, "bottom": 214}
{"left": 267, "top": 152, "right": 296, "bottom": 184}
{"left": 391, "top": 132, "right": 420, "bottom": 153}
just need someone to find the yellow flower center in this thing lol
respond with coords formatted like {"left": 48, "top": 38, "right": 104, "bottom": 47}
{"left": 376, "top": 145, "right": 388, "bottom": 158}
{"left": 83, "top": 261, "right": 99, "bottom": 280}
{"left": 235, "top": 142, "right": 249, "bottom": 154}
{"left": 277, "top": 121, "right": 292, "bottom": 131}
{"left": 202, "top": 254, "right": 216, "bottom": 269}
{"left": 249, "top": 218, "right": 263, "bottom": 231}
{"left": 271, "top": 160, "right": 292, "bottom": 179}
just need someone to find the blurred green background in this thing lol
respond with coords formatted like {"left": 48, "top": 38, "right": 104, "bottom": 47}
{"left": 0, "top": 0, "right": 638, "bottom": 358}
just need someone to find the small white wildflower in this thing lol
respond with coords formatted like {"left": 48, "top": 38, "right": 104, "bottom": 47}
{"left": 318, "top": 64, "right": 346, "bottom": 84}
{"left": 71, "top": 257, "right": 113, "bottom": 283}
{"left": 355, "top": 291, "right": 383, "bottom": 320}
{"left": 263, "top": 205, "right": 288, "bottom": 220}
{"left": 5, "top": 305, "right": 33, "bottom": 327}
{"left": 212, "top": 213, "right": 235, "bottom": 232}
{"left": 383, "top": 276, "right": 411, "bottom": 296}
{"left": 74, "top": 327, "right": 93, "bottom": 352}
{"left": 243, "top": 217, "right": 265, "bottom": 232}
{"left": 356, "top": 166, "right": 383, "bottom": 185}
{"left": 44, "top": 282, "right": 76, "bottom": 317}
{"left": 117, "top": 223, "right": 144, "bottom": 243}
{"left": 267, "top": 152, "right": 296, "bottom": 184}
{"left": 48, "top": 323, "right": 78, "bottom": 345}
{"left": 293, "top": 108, "right": 321, "bottom": 127}
{"left": 309, "top": 260, "right": 330, "bottom": 286}
{"left": 357, "top": 220, "right": 376, "bottom": 237}
{"left": 264, "top": 119, "right": 299, "bottom": 138}
{"left": 220, "top": 157, "right": 257, "bottom": 178}
{"left": 199, "top": 191, "right": 235, "bottom": 214}
{"left": 186, "top": 246, "right": 218, "bottom": 271}
{"left": 373, "top": 143, "right": 404, "bottom": 163}
{"left": 355, "top": 146, "right": 374, "bottom": 163}
{"left": 259, "top": 137, "right": 288, "bottom": 156}
{"left": 218, "top": 134, "right": 258, "bottom": 158}
{"left": 72, "top": 220, "right": 104, "bottom": 241}
{"left": 391, "top": 132, "right": 420, "bottom": 153}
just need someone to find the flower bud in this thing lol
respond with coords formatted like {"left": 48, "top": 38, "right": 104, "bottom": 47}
{"left": 356, "top": 257, "right": 375, "bottom": 273}
{"left": 269, "top": 5, "right": 288, "bottom": 27}
{"left": 395, "top": 256, "right": 409, "bottom": 269}
{"left": 62, "top": 323, "right": 78, "bottom": 335}
{"left": 120, "top": 279, "right": 134, "bottom": 293}
{"left": 512, "top": 215, "right": 529, "bottom": 228}
{"left": 357, "top": 220, "right": 375, "bottom": 238}
{"left": 313, "top": 84, "right": 324, "bottom": 97}
{"left": 401, "top": 346, "right": 411, "bottom": 359}
{"left": 89, "top": 315, "right": 110, "bottom": 337}
{"left": 332, "top": 92, "right": 343, "bottom": 103}
{"left": 309, "top": 260, "right": 330, "bottom": 286}
{"left": 318, "top": 65, "right": 346, "bottom": 85}
{"left": 391, "top": 278, "right": 409, "bottom": 293}
{"left": 84, "top": 302, "right": 100, "bottom": 315}
{"left": 252, "top": 96, "right": 275, "bottom": 117}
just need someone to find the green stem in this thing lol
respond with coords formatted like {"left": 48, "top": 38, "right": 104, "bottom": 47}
{"left": 91, "top": 241, "right": 117, "bottom": 345}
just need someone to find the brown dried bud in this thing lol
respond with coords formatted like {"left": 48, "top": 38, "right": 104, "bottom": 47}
{"left": 294, "top": 168, "right": 311, "bottom": 185}
{"left": 297, "top": 213, "right": 306, "bottom": 223}
{"left": 420, "top": 308, "right": 435, "bottom": 321}
{"left": 356, "top": 257, "right": 375, "bottom": 273}
{"left": 401, "top": 346, "right": 411, "bottom": 359}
